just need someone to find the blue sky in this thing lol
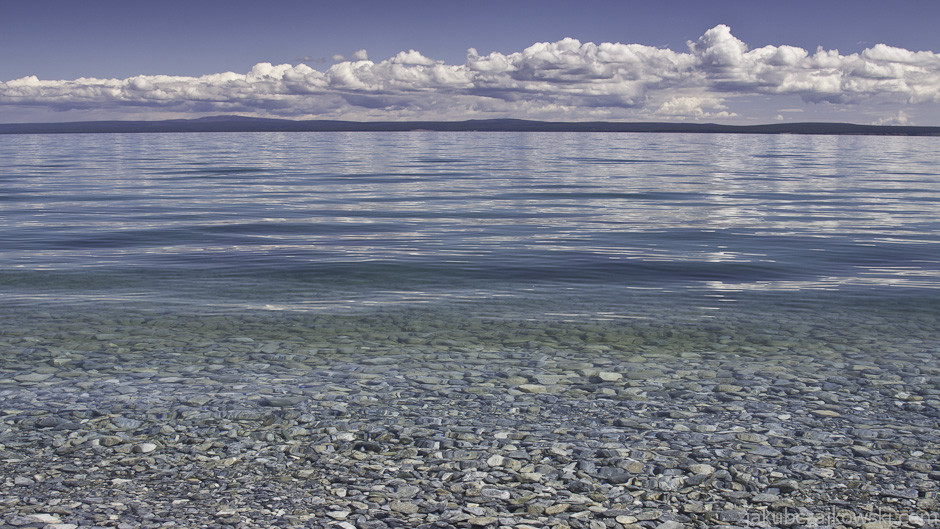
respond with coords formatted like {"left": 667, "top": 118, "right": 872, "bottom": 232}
{"left": 2, "top": 0, "right": 939, "bottom": 124}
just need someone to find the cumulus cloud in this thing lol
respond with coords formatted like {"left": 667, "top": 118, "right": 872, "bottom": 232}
{"left": 2, "top": 25, "right": 939, "bottom": 122}
{"left": 331, "top": 49, "right": 370, "bottom": 63}
{"left": 874, "top": 109, "right": 911, "bottom": 125}
{"left": 654, "top": 96, "right": 736, "bottom": 119}
{"left": 687, "top": 25, "right": 940, "bottom": 106}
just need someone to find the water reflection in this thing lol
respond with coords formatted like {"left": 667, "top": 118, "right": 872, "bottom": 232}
{"left": 0, "top": 132, "right": 938, "bottom": 315}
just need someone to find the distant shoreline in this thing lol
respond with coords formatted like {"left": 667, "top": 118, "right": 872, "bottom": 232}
{"left": 2, "top": 116, "right": 940, "bottom": 136}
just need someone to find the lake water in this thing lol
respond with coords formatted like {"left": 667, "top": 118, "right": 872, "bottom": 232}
{"left": 4, "top": 131, "right": 940, "bottom": 525}
{"left": 1, "top": 131, "right": 939, "bottom": 358}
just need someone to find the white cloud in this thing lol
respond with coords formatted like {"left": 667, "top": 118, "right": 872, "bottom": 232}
{"left": 389, "top": 50, "right": 436, "bottom": 66}
{"left": 332, "top": 49, "right": 370, "bottom": 63}
{"left": 654, "top": 96, "right": 736, "bottom": 119}
{"left": 874, "top": 109, "right": 911, "bottom": 125}
{"left": 2, "top": 25, "right": 939, "bottom": 122}
{"left": 687, "top": 25, "right": 940, "bottom": 106}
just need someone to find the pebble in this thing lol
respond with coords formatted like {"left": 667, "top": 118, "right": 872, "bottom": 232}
{"left": 770, "top": 479, "right": 800, "bottom": 493}
{"left": 749, "top": 445, "right": 782, "bottom": 457}
{"left": 13, "top": 373, "right": 53, "bottom": 382}
{"left": 468, "top": 516, "right": 499, "bottom": 526}
{"left": 656, "top": 522, "right": 685, "bottom": 529}
{"left": 134, "top": 442, "right": 158, "bottom": 453}
{"left": 481, "top": 488, "right": 511, "bottom": 500}
{"left": 259, "top": 396, "right": 306, "bottom": 407}
{"left": 636, "top": 510, "right": 663, "bottom": 521}
{"left": 687, "top": 464, "right": 714, "bottom": 475}
{"left": 486, "top": 454, "right": 505, "bottom": 467}
{"left": 517, "top": 384, "right": 547, "bottom": 394}
{"left": 389, "top": 500, "right": 419, "bottom": 514}
{"left": 1, "top": 307, "right": 937, "bottom": 528}
{"left": 27, "top": 514, "right": 62, "bottom": 524}
{"left": 752, "top": 493, "right": 779, "bottom": 503}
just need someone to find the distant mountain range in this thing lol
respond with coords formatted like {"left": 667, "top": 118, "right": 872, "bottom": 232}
{"left": 2, "top": 116, "right": 939, "bottom": 136}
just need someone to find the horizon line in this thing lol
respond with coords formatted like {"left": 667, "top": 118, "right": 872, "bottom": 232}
{"left": 2, "top": 116, "right": 939, "bottom": 136}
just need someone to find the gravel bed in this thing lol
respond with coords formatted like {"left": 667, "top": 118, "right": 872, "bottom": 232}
{"left": 1, "top": 310, "right": 938, "bottom": 528}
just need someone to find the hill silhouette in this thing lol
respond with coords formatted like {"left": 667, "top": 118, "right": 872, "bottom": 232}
{"left": 2, "top": 116, "right": 939, "bottom": 136}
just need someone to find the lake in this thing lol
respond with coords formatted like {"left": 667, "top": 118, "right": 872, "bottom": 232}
{"left": 2, "top": 131, "right": 938, "bottom": 342}
{"left": 1, "top": 131, "right": 938, "bottom": 525}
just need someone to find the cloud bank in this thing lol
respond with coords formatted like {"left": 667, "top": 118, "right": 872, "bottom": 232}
{"left": 3, "top": 25, "right": 939, "bottom": 122}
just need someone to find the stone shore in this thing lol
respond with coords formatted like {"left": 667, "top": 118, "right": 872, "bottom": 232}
{"left": 1, "top": 310, "right": 939, "bottom": 528}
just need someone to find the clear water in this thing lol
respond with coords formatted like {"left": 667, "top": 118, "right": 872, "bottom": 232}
{"left": 1, "top": 131, "right": 939, "bottom": 354}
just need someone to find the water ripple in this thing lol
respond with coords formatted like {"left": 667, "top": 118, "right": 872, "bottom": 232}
{"left": 1, "top": 131, "right": 939, "bottom": 313}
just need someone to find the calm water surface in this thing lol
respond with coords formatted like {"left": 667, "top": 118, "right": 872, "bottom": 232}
{"left": 1, "top": 132, "right": 939, "bottom": 355}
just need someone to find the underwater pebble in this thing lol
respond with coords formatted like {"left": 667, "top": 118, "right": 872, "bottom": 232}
{"left": 1, "top": 308, "right": 937, "bottom": 527}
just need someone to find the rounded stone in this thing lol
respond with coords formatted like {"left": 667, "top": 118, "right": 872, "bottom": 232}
{"left": 134, "top": 442, "right": 158, "bottom": 453}
{"left": 688, "top": 464, "right": 715, "bottom": 475}
{"left": 517, "top": 384, "right": 547, "bottom": 394}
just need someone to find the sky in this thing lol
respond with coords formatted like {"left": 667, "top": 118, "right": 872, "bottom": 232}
{"left": 2, "top": 0, "right": 940, "bottom": 124}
